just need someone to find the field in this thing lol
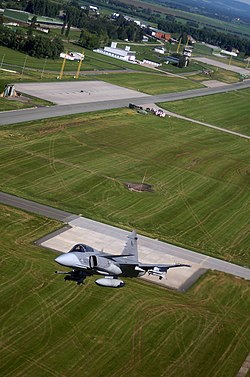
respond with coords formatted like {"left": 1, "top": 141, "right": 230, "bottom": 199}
{"left": 0, "top": 95, "right": 53, "bottom": 111}
{"left": 93, "top": 72, "right": 203, "bottom": 94}
{"left": 205, "top": 54, "right": 250, "bottom": 70}
{"left": 115, "top": 0, "right": 250, "bottom": 37}
{"left": 160, "top": 88, "right": 250, "bottom": 135}
{"left": 192, "top": 43, "right": 213, "bottom": 57}
{"left": 0, "top": 46, "right": 152, "bottom": 74}
{"left": 189, "top": 65, "right": 241, "bottom": 84}
{"left": 0, "top": 109, "right": 249, "bottom": 266}
{"left": 0, "top": 204, "right": 249, "bottom": 377}
{"left": 0, "top": 70, "right": 203, "bottom": 111}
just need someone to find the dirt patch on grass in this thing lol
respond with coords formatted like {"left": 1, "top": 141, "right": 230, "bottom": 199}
{"left": 124, "top": 182, "right": 153, "bottom": 192}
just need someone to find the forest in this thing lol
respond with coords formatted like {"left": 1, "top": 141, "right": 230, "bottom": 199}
{"left": 0, "top": 25, "right": 64, "bottom": 58}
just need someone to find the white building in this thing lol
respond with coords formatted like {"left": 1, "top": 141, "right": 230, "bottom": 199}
{"left": 60, "top": 52, "right": 85, "bottom": 61}
{"left": 221, "top": 50, "right": 238, "bottom": 57}
{"left": 141, "top": 59, "right": 161, "bottom": 67}
{"left": 93, "top": 42, "right": 136, "bottom": 63}
{"left": 81, "top": 5, "right": 99, "bottom": 14}
{"left": 154, "top": 47, "right": 166, "bottom": 54}
{"left": 133, "top": 20, "right": 141, "bottom": 26}
{"left": 183, "top": 47, "right": 193, "bottom": 57}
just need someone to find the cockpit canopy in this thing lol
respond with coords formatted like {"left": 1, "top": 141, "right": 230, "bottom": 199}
{"left": 69, "top": 244, "right": 95, "bottom": 253}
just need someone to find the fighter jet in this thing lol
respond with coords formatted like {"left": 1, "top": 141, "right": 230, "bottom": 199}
{"left": 55, "top": 230, "right": 190, "bottom": 288}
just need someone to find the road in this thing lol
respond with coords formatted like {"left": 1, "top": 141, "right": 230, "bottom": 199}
{"left": 1, "top": 192, "right": 249, "bottom": 282}
{"left": 1, "top": 80, "right": 250, "bottom": 126}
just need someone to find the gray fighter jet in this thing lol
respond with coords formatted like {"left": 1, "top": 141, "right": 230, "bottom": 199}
{"left": 55, "top": 230, "right": 190, "bottom": 288}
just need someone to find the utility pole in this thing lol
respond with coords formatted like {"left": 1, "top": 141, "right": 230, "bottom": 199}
{"left": 22, "top": 55, "right": 28, "bottom": 77}
{"left": 177, "top": 38, "right": 182, "bottom": 54}
{"left": 0, "top": 54, "right": 5, "bottom": 68}
{"left": 75, "top": 50, "right": 84, "bottom": 79}
{"left": 59, "top": 52, "right": 68, "bottom": 80}
{"left": 41, "top": 56, "right": 48, "bottom": 79}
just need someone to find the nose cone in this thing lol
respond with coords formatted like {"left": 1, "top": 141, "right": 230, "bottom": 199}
{"left": 55, "top": 253, "right": 80, "bottom": 268}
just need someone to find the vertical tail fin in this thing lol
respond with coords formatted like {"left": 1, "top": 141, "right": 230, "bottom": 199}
{"left": 121, "top": 230, "right": 138, "bottom": 261}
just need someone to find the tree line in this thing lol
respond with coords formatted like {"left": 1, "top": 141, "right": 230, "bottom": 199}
{"left": 60, "top": 2, "right": 143, "bottom": 46}
{"left": 1, "top": 0, "right": 143, "bottom": 48}
{"left": 0, "top": 25, "right": 64, "bottom": 58}
{"left": 1, "top": 0, "right": 250, "bottom": 55}
{"left": 77, "top": 14, "right": 143, "bottom": 49}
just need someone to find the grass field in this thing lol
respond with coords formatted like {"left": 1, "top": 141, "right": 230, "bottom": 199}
{"left": 0, "top": 96, "right": 53, "bottom": 111}
{"left": 0, "top": 204, "right": 249, "bottom": 377}
{"left": 0, "top": 109, "right": 249, "bottom": 266}
{"left": 189, "top": 59, "right": 241, "bottom": 83}
{"left": 0, "top": 46, "right": 152, "bottom": 75}
{"left": 93, "top": 72, "right": 203, "bottom": 94}
{"left": 192, "top": 43, "right": 213, "bottom": 57}
{"left": 189, "top": 67, "right": 241, "bottom": 84}
{"left": 160, "top": 88, "right": 250, "bottom": 135}
{"left": 0, "top": 45, "right": 123, "bottom": 72}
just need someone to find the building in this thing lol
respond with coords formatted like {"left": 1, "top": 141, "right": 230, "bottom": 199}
{"left": 154, "top": 47, "right": 166, "bottom": 54}
{"left": 221, "top": 50, "right": 238, "bottom": 57}
{"left": 183, "top": 47, "right": 193, "bottom": 57}
{"left": 81, "top": 5, "right": 99, "bottom": 14}
{"left": 36, "top": 27, "right": 49, "bottom": 33}
{"left": 166, "top": 56, "right": 180, "bottom": 65}
{"left": 166, "top": 55, "right": 189, "bottom": 67}
{"left": 149, "top": 27, "right": 171, "bottom": 41}
{"left": 141, "top": 59, "right": 161, "bottom": 67}
{"left": 60, "top": 52, "right": 85, "bottom": 61}
{"left": 94, "top": 42, "right": 136, "bottom": 63}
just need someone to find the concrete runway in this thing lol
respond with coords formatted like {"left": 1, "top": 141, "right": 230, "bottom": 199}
{"left": 14, "top": 81, "right": 148, "bottom": 106}
{"left": 1, "top": 79, "right": 250, "bottom": 126}
{"left": 38, "top": 218, "right": 204, "bottom": 291}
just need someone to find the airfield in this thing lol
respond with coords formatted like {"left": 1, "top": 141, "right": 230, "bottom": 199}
{"left": 1, "top": 192, "right": 249, "bottom": 291}
{"left": 1, "top": 68, "right": 250, "bottom": 377}
{"left": 1, "top": 79, "right": 250, "bottom": 126}
{"left": 38, "top": 217, "right": 204, "bottom": 291}
{"left": 38, "top": 215, "right": 250, "bottom": 290}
